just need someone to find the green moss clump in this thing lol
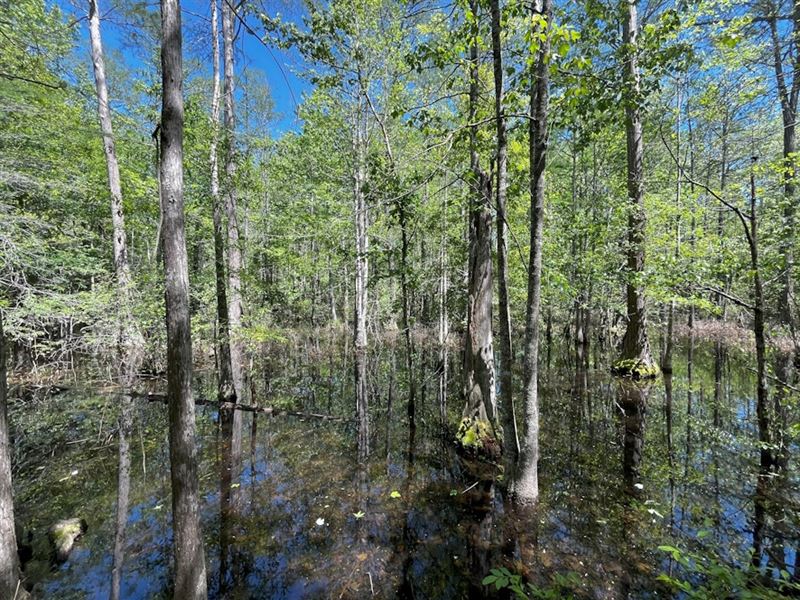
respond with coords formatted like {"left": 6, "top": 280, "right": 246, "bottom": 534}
{"left": 48, "top": 517, "right": 87, "bottom": 562}
{"left": 611, "top": 358, "right": 660, "bottom": 380}
{"left": 456, "top": 416, "right": 492, "bottom": 450}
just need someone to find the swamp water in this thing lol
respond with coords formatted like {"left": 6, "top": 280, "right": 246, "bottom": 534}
{"left": 8, "top": 345, "right": 800, "bottom": 598}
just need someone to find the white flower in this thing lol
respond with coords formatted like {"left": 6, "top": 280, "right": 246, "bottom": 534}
{"left": 315, "top": 517, "right": 326, "bottom": 527}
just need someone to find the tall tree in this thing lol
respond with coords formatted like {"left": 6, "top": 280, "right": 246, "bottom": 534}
{"left": 514, "top": 0, "right": 552, "bottom": 505}
{"left": 88, "top": 0, "right": 143, "bottom": 382}
{"left": 766, "top": 0, "right": 799, "bottom": 349}
{"left": 87, "top": 4, "right": 143, "bottom": 596}
{"left": 353, "top": 98, "right": 370, "bottom": 461}
{"left": 159, "top": 0, "right": 207, "bottom": 596}
{"left": 462, "top": 0, "right": 499, "bottom": 435}
{"left": 613, "top": 0, "right": 658, "bottom": 378}
{"left": 490, "top": 0, "right": 519, "bottom": 463}
{"left": 222, "top": 0, "right": 245, "bottom": 400}
{"left": 0, "top": 312, "right": 23, "bottom": 600}
{"left": 209, "top": 0, "right": 236, "bottom": 405}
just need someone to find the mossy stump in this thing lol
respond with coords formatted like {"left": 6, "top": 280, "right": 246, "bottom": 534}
{"left": 611, "top": 358, "right": 660, "bottom": 380}
{"left": 48, "top": 518, "right": 87, "bottom": 563}
{"left": 454, "top": 416, "right": 503, "bottom": 481}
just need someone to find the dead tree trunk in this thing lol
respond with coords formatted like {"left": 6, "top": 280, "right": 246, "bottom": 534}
{"left": 613, "top": 0, "right": 657, "bottom": 379}
{"left": 222, "top": 0, "right": 244, "bottom": 400}
{"left": 514, "top": 0, "right": 551, "bottom": 506}
{"left": 209, "top": 0, "right": 235, "bottom": 404}
{"left": 159, "top": 1, "right": 207, "bottom": 595}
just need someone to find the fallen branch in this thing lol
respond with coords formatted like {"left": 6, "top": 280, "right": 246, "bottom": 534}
{"left": 131, "top": 392, "right": 348, "bottom": 421}
{"left": 745, "top": 367, "right": 800, "bottom": 393}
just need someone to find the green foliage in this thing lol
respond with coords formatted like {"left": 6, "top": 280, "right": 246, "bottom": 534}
{"left": 482, "top": 567, "right": 581, "bottom": 599}
{"left": 657, "top": 545, "right": 800, "bottom": 599}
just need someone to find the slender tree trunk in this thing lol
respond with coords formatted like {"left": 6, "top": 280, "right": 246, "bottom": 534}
{"left": 768, "top": 8, "right": 799, "bottom": 346}
{"left": 353, "top": 105, "right": 369, "bottom": 462}
{"left": 662, "top": 83, "right": 681, "bottom": 374}
{"left": 614, "top": 0, "right": 656, "bottom": 378}
{"left": 88, "top": 7, "right": 142, "bottom": 596}
{"left": 399, "top": 203, "right": 417, "bottom": 426}
{"left": 490, "top": 0, "right": 519, "bottom": 462}
{"left": 88, "top": 0, "right": 144, "bottom": 382}
{"left": 514, "top": 0, "right": 551, "bottom": 505}
{"left": 222, "top": 0, "right": 244, "bottom": 400}
{"left": 749, "top": 158, "right": 772, "bottom": 473}
{"left": 209, "top": 0, "right": 235, "bottom": 404}
{"left": 0, "top": 312, "right": 22, "bottom": 600}
{"left": 159, "top": 2, "right": 207, "bottom": 595}
{"left": 767, "top": 8, "right": 798, "bottom": 465}
{"left": 110, "top": 395, "right": 132, "bottom": 600}
{"left": 462, "top": 0, "right": 498, "bottom": 434}
{"left": 714, "top": 117, "right": 729, "bottom": 427}
{"left": 438, "top": 191, "right": 449, "bottom": 426}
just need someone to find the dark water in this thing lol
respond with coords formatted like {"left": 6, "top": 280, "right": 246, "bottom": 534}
{"left": 9, "top": 344, "right": 800, "bottom": 598}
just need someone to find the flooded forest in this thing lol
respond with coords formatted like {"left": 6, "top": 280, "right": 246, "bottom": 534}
{"left": 2, "top": 0, "right": 800, "bottom": 598}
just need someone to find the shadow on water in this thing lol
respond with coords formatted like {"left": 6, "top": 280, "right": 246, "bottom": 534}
{"left": 8, "top": 344, "right": 800, "bottom": 598}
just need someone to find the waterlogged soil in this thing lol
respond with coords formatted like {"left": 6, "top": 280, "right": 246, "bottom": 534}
{"left": 8, "top": 345, "right": 800, "bottom": 598}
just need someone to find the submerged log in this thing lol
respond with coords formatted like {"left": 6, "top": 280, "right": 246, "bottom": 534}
{"left": 131, "top": 392, "right": 348, "bottom": 422}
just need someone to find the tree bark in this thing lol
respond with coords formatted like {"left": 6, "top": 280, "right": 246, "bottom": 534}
{"left": 514, "top": 0, "right": 551, "bottom": 506}
{"left": 749, "top": 158, "right": 772, "bottom": 473}
{"left": 88, "top": 0, "right": 143, "bottom": 384}
{"left": 159, "top": 1, "right": 208, "bottom": 596}
{"left": 209, "top": 0, "right": 235, "bottom": 404}
{"left": 438, "top": 191, "right": 449, "bottom": 426}
{"left": 490, "top": 0, "right": 519, "bottom": 464}
{"left": 0, "top": 312, "right": 22, "bottom": 600}
{"left": 614, "top": 0, "right": 656, "bottom": 377}
{"left": 662, "top": 83, "right": 681, "bottom": 374}
{"left": 462, "top": 0, "right": 498, "bottom": 431}
{"left": 768, "top": 5, "right": 799, "bottom": 341}
{"left": 353, "top": 104, "right": 369, "bottom": 462}
{"left": 222, "top": 0, "right": 244, "bottom": 400}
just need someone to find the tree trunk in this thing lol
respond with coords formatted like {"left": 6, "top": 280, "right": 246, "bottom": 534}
{"left": 159, "top": 1, "right": 208, "bottom": 596}
{"left": 749, "top": 158, "right": 772, "bottom": 473}
{"left": 209, "top": 0, "right": 235, "bottom": 404}
{"left": 399, "top": 202, "right": 417, "bottom": 426}
{"left": 662, "top": 84, "right": 681, "bottom": 374}
{"left": 462, "top": 0, "right": 498, "bottom": 432}
{"left": 490, "top": 0, "right": 519, "bottom": 463}
{"left": 614, "top": 0, "right": 657, "bottom": 379}
{"left": 222, "top": 0, "right": 244, "bottom": 401}
{"left": 768, "top": 8, "right": 799, "bottom": 344}
{"left": 767, "top": 8, "right": 798, "bottom": 465}
{"left": 88, "top": 0, "right": 143, "bottom": 383}
{"left": 0, "top": 312, "right": 22, "bottom": 600}
{"left": 110, "top": 395, "right": 132, "bottom": 600}
{"left": 353, "top": 106, "right": 369, "bottom": 462}
{"left": 513, "top": 0, "right": 551, "bottom": 506}
{"left": 438, "top": 191, "right": 449, "bottom": 426}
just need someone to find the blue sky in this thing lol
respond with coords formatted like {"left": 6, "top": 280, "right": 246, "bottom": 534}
{"left": 60, "top": 0, "right": 312, "bottom": 136}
